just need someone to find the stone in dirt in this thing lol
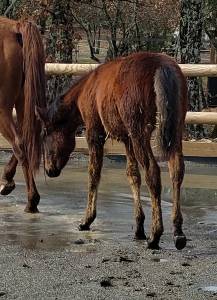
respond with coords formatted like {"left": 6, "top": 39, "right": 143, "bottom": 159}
{"left": 74, "top": 239, "right": 85, "bottom": 245}
{"left": 119, "top": 256, "right": 134, "bottom": 262}
{"left": 100, "top": 277, "right": 113, "bottom": 287}
{"left": 23, "top": 263, "right": 31, "bottom": 268}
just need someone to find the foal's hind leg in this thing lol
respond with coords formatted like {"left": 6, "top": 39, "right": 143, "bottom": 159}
{"left": 168, "top": 150, "right": 187, "bottom": 250}
{"left": 131, "top": 138, "right": 163, "bottom": 249}
{"left": 79, "top": 130, "right": 105, "bottom": 231}
{"left": 124, "top": 139, "right": 146, "bottom": 240}
{"left": 0, "top": 154, "right": 17, "bottom": 195}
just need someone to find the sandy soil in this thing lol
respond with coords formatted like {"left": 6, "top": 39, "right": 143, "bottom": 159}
{"left": 0, "top": 224, "right": 217, "bottom": 300}
{"left": 0, "top": 155, "right": 216, "bottom": 299}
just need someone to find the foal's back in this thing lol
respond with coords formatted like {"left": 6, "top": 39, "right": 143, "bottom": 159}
{"left": 78, "top": 52, "right": 187, "bottom": 141}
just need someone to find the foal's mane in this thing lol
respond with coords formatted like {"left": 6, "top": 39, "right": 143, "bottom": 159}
{"left": 49, "top": 72, "right": 91, "bottom": 124}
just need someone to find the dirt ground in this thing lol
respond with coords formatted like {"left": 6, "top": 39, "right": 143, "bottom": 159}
{"left": 0, "top": 154, "right": 216, "bottom": 299}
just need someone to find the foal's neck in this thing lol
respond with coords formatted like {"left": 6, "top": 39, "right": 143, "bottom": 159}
{"left": 63, "top": 75, "right": 87, "bottom": 108}
{"left": 53, "top": 77, "right": 86, "bottom": 129}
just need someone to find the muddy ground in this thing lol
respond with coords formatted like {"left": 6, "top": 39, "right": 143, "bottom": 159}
{"left": 0, "top": 153, "right": 216, "bottom": 299}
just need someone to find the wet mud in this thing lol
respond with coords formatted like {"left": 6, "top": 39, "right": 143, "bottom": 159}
{"left": 0, "top": 154, "right": 216, "bottom": 299}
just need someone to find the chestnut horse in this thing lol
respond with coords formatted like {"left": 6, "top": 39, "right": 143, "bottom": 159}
{"left": 0, "top": 17, "right": 46, "bottom": 212}
{"left": 37, "top": 52, "right": 188, "bottom": 249}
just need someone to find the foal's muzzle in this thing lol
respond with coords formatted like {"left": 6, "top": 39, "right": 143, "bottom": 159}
{"left": 46, "top": 167, "right": 61, "bottom": 178}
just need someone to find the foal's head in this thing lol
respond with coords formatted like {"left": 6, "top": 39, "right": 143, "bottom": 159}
{"left": 36, "top": 102, "right": 76, "bottom": 177}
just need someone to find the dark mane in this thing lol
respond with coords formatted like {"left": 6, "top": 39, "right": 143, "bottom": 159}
{"left": 48, "top": 72, "right": 91, "bottom": 126}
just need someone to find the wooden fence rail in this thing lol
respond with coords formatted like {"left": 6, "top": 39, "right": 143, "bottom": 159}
{"left": 185, "top": 112, "right": 217, "bottom": 125}
{"left": 10, "top": 111, "right": 217, "bottom": 125}
{"left": 45, "top": 63, "right": 217, "bottom": 77}
{"left": 1, "top": 63, "right": 217, "bottom": 157}
{"left": 0, "top": 136, "right": 217, "bottom": 157}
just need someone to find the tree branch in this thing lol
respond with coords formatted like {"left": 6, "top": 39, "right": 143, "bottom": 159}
{"left": 4, "top": 0, "right": 19, "bottom": 16}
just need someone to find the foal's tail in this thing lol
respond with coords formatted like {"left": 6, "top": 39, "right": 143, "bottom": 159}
{"left": 17, "top": 20, "right": 46, "bottom": 174}
{"left": 154, "top": 65, "right": 182, "bottom": 157}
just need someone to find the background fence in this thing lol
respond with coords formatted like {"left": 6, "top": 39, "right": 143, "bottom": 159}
{"left": 1, "top": 63, "right": 217, "bottom": 157}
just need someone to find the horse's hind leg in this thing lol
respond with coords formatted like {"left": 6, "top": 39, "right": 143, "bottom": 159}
{"left": 0, "top": 154, "right": 17, "bottom": 195}
{"left": 15, "top": 96, "right": 40, "bottom": 213}
{"left": 0, "top": 110, "right": 39, "bottom": 213}
{"left": 124, "top": 139, "right": 146, "bottom": 240}
{"left": 79, "top": 129, "right": 105, "bottom": 231}
{"left": 131, "top": 137, "right": 163, "bottom": 249}
{"left": 0, "top": 100, "right": 22, "bottom": 195}
{"left": 168, "top": 149, "right": 186, "bottom": 250}
{"left": 22, "top": 167, "right": 40, "bottom": 213}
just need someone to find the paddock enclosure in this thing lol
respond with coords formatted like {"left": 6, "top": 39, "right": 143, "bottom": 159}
{"left": 0, "top": 46, "right": 217, "bottom": 300}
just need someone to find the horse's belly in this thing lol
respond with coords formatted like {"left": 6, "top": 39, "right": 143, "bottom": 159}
{"left": 0, "top": 33, "right": 23, "bottom": 101}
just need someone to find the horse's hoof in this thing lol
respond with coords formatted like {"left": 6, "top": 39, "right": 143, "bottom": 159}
{"left": 174, "top": 235, "right": 187, "bottom": 250}
{"left": 147, "top": 239, "right": 161, "bottom": 250}
{"left": 78, "top": 223, "right": 90, "bottom": 231}
{"left": 0, "top": 180, "right": 15, "bottom": 195}
{"left": 24, "top": 205, "right": 39, "bottom": 214}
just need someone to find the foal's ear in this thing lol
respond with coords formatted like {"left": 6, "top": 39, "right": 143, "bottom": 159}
{"left": 35, "top": 106, "right": 48, "bottom": 124}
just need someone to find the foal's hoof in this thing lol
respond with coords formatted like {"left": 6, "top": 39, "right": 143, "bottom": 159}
{"left": 24, "top": 205, "right": 39, "bottom": 214}
{"left": 147, "top": 239, "right": 161, "bottom": 250}
{"left": 78, "top": 223, "right": 90, "bottom": 231}
{"left": 0, "top": 180, "right": 15, "bottom": 195}
{"left": 174, "top": 235, "right": 187, "bottom": 250}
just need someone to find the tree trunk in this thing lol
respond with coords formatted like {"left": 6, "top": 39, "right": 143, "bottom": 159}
{"left": 46, "top": 0, "right": 74, "bottom": 104}
{"left": 0, "top": 0, "right": 10, "bottom": 15}
{"left": 179, "top": 0, "right": 205, "bottom": 138}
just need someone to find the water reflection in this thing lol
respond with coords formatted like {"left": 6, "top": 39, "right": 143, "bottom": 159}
{"left": 0, "top": 159, "right": 216, "bottom": 250}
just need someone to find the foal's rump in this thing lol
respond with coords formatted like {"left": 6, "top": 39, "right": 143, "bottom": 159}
{"left": 94, "top": 52, "right": 187, "bottom": 152}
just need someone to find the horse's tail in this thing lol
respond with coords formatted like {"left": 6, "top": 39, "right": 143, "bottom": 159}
{"left": 17, "top": 20, "right": 46, "bottom": 174}
{"left": 154, "top": 65, "right": 181, "bottom": 157}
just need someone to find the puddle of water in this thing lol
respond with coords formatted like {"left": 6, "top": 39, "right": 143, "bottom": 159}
{"left": 201, "top": 286, "right": 217, "bottom": 293}
{"left": 0, "top": 160, "right": 216, "bottom": 251}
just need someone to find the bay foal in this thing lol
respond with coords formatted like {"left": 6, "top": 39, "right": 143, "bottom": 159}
{"left": 38, "top": 52, "right": 188, "bottom": 249}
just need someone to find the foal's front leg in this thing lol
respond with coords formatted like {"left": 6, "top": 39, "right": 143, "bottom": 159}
{"left": 168, "top": 151, "right": 187, "bottom": 250}
{"left": 79, "top": 139, "right": 104, "bottom": 231}
{"left": 0, "top": 154, "right": 17, "bottom": 195}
